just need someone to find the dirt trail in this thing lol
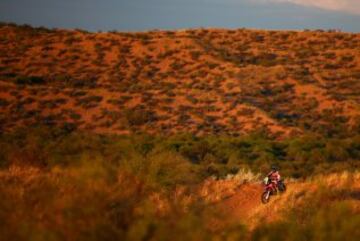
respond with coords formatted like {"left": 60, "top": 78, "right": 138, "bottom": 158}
{"left": 203, "top": 182, "right": 264, "bottom": 231}
{"left": 204, "top": 181, "right": 305, "bottom": 231}
{"left": 218, "top": 184, "right": 263, "bottom": 220}
{"left": 209, "top": 178, "right": 359, "bottom": 231}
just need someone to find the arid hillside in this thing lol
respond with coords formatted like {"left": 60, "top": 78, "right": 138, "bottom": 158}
{"left": 2, "top": 162, "right": 360, "bottom": 241}
{"left": 1, "top": 23, "right": 360, "bottom": 137}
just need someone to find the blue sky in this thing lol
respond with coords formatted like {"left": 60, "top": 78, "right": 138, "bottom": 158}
{"left": 0, "top": 0, "right": 359, "bottom": 32}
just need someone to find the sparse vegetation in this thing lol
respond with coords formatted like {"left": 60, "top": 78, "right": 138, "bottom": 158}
{"left": 1, "top": 126, "right": 360, "bottom": 240}
{"left": 1, "top": 24, "right": 360, "bottom": 240}
{"left": 15, "top": 75, "right": 46, "bottom": 85}
{"left": 0, "top": 24, "right": 359, "bottom": 137}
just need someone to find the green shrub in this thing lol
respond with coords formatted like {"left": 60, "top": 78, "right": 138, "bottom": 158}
{"left": 1, "top": 126, "right": 360, "bottom": 178}
{"left": 0, "top": 98, "right": 9, "bottom": 107}
{"left": 15, "top": 75, "right": 46, "bottom": 85}
{"left": 125, "top": 108, "right": 158, "bottom": 127}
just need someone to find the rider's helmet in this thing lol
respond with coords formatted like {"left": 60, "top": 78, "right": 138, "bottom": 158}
{"left": 271, "top": 164, "right": 278, "bottom": 172}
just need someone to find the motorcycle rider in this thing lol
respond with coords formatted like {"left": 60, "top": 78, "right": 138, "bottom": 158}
{"left": 267, "top": 165, "right": 281, "bottom": 190}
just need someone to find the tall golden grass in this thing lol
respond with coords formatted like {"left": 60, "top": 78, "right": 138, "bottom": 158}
{"left": 1, "top": 127, "right": 360, "bottom": 240}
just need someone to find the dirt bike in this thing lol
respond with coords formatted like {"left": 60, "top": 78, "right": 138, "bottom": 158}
{"left": 261, "top": 177, "right": 286, "bottom": 204}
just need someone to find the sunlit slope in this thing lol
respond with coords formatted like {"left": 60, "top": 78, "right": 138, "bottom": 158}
{"left": 199, "top": 171, "right": 360, "bottom": 235}
{"left": 0, "top": 23, "right": 360, "bottom": 137}
{"left": 1, "top": 164, "right": 359, "bottom": 240}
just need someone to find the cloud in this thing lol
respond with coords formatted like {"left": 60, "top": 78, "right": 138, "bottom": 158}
{"left": 265, "top": 0, "right": 360, "bottom": 14}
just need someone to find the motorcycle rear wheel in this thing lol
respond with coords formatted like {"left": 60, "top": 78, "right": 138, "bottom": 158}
{"left": 278, "top": 182, "right": 286, "bottom": 192}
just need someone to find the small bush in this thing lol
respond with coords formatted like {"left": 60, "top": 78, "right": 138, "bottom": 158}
{"left": 125, "top": 108, "right": 158, "bottom": 127}
{"left": 15, "top": 75, "right": 46, "bottom": 85}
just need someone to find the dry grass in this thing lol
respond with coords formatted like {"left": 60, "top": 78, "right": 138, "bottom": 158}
{"left": 1, "top": 163, "right": 359, "bottom": 241}
{"left": 225, "top": 168, "right": 262, "bottom": 183}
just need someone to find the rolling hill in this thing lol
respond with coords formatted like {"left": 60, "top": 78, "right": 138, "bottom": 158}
{"left": 1, "top": 23, "right": 360, "bottom": 240}
{"left": 1, "top": 23, "right": 360, "bottom": 138}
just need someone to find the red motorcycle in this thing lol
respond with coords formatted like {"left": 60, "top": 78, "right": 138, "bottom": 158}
{"left": 261, "top": 177, "right": 286, "bottom": 204}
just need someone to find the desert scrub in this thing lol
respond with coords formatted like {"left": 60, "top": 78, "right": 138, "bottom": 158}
{"left": 15, "top": 75, "right": 46, "bottom": 85}
{"left": 1, "top": 126, "right": 360, "bottom": 179}
{"left": 0, "top": 162, "right": 247, "bottom": 241}
{"left": 3, "top": 129, "right": 360, "bottom": 240}
{"left": 252, "top": 174, "right": 360, "bottom": 241}
{"left": 124, "top": 107, "right": 158, "bottom": 127}
{"left": 76, "top": 95, "right": 103, "bottom": 108}
{"left": 0, "top": 98, "right": 9, "bottom": 107}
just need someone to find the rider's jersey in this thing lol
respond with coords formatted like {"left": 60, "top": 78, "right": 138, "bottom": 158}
{"left": 267, "top": 171, "right": 280, "bottom": 182}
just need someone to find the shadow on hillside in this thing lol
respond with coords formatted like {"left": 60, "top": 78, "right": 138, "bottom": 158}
{"left": 347, "top": 190, "right": 360, "bottom": 200}
{"left": 335, "top": 189, "right": 360, "bottom": 201}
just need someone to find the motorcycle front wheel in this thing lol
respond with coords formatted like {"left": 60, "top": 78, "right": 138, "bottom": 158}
{"left": 261, "top": 191, "right": 270, "bottom": 204}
